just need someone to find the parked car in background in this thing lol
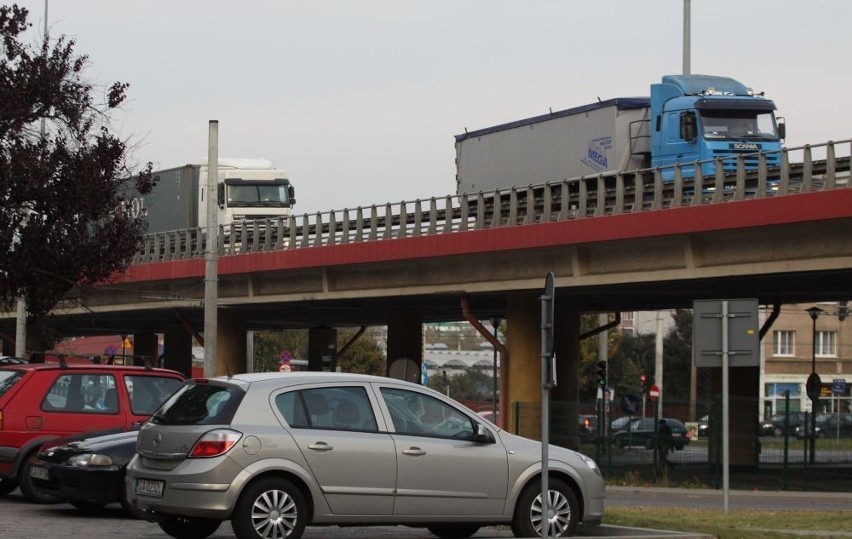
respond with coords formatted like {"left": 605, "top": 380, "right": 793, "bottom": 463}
{"left": 767, "top": 412, "right": 808, "bottom": 436}
{"left": 610, "top": 416, "right": 638, "bottom": 434}
{"left": 127, "top": 372, "right": 605, "bottom": 539}
{"left": 29, "top": 429, "right": 145, "bottom": 518}
{"left": 794, "top": 413, "right": 852, "bottom": 439}
{"left": 613, "top": 418, "right": 690, "bottom": 450}
{"left": 697, "top": 415, "right": 709, "bottom": 438}
{"left": 0, "top": 356, "right": 27, "bottom": 366}
{"left": 0, "top": 362, "right": 184, "bottom": 502}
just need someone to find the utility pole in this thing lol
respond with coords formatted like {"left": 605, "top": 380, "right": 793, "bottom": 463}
{"left": 203, "top": 121, "right": 219, "bottom": 377}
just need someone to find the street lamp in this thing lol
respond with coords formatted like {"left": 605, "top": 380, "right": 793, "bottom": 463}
{"left": 805, "top": 306, "right": 824, "bottom": 465}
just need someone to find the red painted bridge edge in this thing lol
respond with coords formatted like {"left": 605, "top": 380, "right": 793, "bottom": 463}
{"left": 113, "top": 189, "right": 852, "bottom": 284}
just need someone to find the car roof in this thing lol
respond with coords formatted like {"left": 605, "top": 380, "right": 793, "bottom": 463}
{"left": 0, "top": 362, "right": 183, "bottom": 376}
{"left": 202, "top": 371, "right": 418, "bottom": 389}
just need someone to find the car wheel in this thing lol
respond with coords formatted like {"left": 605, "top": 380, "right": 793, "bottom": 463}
{"left": 231, "top": 477, "right": 307, "bottom": 539}
{"left": 18, "top": 458, "right": 59, "bottom": 504}
{"left": 511, "top": 477, "right": 578, "bottom": 538}
{"left": 157, "top": 516, "right": 221, "bottom": 539}
{"left": 69, "top": 500, "right": 107, "bottom": 514}
{"left": 427, "top": 525, "right": 481, "bottom": 538}
{"left": 0, "top": 477, "right": 17, "bottom": 496}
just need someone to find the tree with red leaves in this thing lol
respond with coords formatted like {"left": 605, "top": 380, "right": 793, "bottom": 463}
{"left": 0, "top": 4, "right": 156, "bottom": 345}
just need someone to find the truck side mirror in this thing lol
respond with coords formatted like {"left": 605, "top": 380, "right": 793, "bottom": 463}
{"left": 288, "top": 185, "right": 296, "bottom": 205}
{"left": 680, "top": 111, "right": 697, "bottom": 142}
{"left": 217, "top": 183, "right": 225, "bottom": 208}
{"left": 777, "top": 122, "right": 786, "bottom": 140}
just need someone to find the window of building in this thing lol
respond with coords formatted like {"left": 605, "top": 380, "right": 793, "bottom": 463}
{"left": 772, "top": 330, "right": 795, "bottom": 356}
{"left": 816, "top": 330, "right": 837, "bottom": 357}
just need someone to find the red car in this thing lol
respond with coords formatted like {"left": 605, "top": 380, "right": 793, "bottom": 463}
{"left": 0, "top": 361, "right": 184, "bottom": 502}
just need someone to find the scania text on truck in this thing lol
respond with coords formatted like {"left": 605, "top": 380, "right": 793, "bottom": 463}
{"left": 129, "top": 158, "right": 296, "bottom": 233}
{"left": 455, "top": 74, "right": 785, "bottom": 194}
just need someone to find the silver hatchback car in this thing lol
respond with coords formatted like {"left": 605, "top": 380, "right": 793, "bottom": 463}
{"left": 126, "top": 372, "right": 604, "bottom": 539}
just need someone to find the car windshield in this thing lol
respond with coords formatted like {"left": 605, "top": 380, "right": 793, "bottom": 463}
{"left": 0, "top": 370, "right": 23, "bottom": 398}
{"left": 151, "top": 382, "right": 244, "bottom": 425}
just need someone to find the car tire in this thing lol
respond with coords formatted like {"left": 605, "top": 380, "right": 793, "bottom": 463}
{"left": 231, "top": 477, "right": 307, "bottom": 539}
{"left": 18, "top": 458, "right": 59, "bottom": 504}
{"left": 511, "top": 477, "right": 578, "bottom": 538}
{"left": 157, "top": 516, "right": 221, "bottom": 539}
{"left": 427, "top": 525, "right": 481, "bottom": 538}
{"left": 0, "top": 477, "right": 17, "bottom": 496}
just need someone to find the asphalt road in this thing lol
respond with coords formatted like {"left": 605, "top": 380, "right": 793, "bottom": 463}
{"left": 0, "top": 486, "right": 847, "bottom": 539}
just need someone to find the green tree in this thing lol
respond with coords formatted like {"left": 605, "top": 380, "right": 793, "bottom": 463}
{"left": 610, "top": 331, "right": 656, "bottom": 397}
{"left": 0, "top": 5, "right": 155, "bottom": 344}
{"left": 253, "top": 329, "right": 307, "bottom": 372}
{"left": 336, "top": 327, "right": 385, "bottom": 375}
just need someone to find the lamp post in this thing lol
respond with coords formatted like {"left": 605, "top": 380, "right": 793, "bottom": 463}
{"left": 806, "top": 306, "right": 824, "bottom": 465}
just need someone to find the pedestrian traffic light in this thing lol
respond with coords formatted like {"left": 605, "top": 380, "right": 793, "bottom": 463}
{"left": 596, "top": 360, "right": 607, "bottom": 388}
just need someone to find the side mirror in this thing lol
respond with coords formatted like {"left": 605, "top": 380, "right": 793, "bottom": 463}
{"left": 217, "top": 183, "right": 225, "bottom": 208}
{"left": 680, "top": 111, "right": 697, "bottom": 142}
{"left": 474, "top": 423, "right": 496, "bottom": 444}
{"left": 777, "top": 122, "right": 786, "bottom": 140}
{"left": 288, "top": 185, "right": 296, "bottom": 206}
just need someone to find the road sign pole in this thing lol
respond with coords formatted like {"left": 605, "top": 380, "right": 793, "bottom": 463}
{"left": 540, "top": 272, "right": 556, "bottom": 539}
{"left": 721, "top": 300, "right": 730, "bottom": 513}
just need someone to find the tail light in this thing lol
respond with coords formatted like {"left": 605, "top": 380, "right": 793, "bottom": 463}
{"left": 0, "top": 409, "right": 3, "bottom": 429}
{"left": 189, "top": 429, "right": 242, "bottom": 458}
{"left": 583, "top": 418, "right": 590, "bottom": 429}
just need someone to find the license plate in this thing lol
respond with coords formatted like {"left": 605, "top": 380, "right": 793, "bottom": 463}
{"left": 29, "top": 465, "right": 49, "bottom": 481}
{"left": 134, "top": 478, "right": 165, "bottom": 498}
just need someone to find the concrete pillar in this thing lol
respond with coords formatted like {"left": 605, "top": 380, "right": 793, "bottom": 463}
{"left": 386, "top": 310, "right": 422, "bottom": 383}
{"left": 133, "top": 333, "right": 159, "bottom": 367}
{"left": 506, "top": 292, "right": 582, "bottom": 449}
{"left": 308, "top": 327, "right": 337, "bottom": 372}
{"left": 163, "top": 322, "right": 193, "bottom": 377}
{"left": 506, "top": 292, "right": 541, "bottom": 434}
{"left": 217, "top": 309, "right": 248, "bottom": 376}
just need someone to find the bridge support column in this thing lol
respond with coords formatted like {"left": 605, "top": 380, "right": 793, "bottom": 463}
{"left": 711, "top": 366, "right": 760, "bottom": 467}
{"left": 133, "top": 333, "right": 159, "bottom": 367}
{"left": 387, "top": 310, "right": 422, "bottom": 383}
{"left": 217, "top": 309, "right": 247, "bottom": 376}
{"left": 308, "top": 327, "right": 337, "bottom": 371}
{"left": 506, "top": 292, "right": 581, "bottom": 449}
{"left": 163, "top": 322, "right": 192, "bottom": 377}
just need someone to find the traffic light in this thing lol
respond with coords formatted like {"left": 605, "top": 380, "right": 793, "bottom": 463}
{"left": 640, "top": 374, "right": 647, "bottom": 393}
{"left": 596, "top": 360, "right": 607, "bottom": 388}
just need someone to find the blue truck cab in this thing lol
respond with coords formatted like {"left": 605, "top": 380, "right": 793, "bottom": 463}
{"left": 649, "top": 74, "right": 784, "bottom": 179}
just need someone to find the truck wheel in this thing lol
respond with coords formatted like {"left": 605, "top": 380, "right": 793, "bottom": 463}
{"left": 511, "top": 477, "right": 578, "bottom": 538}
{"left": 231, "top": 477, "right": 307, "bottom": 539}
{"left": 0, "top": 477, "right": 17, "bottom": 496}
{"left": 157, "top": 516, "right": 221, "bottom": 539}
{"left": 18, "top": 458, "right": 59, "bottom": 504}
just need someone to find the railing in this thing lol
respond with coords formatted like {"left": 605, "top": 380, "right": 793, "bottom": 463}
{"left": 134, "top": 139, "right": 852, "bottom": 265}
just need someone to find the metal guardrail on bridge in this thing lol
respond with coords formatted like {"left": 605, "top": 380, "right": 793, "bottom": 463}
{"left": 134, "top": 139, "right": 852, "bottom": 265}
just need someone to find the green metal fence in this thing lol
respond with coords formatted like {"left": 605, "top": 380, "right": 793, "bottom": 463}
{"left": 511, "top": 396, "right": 852, "bottom": 492}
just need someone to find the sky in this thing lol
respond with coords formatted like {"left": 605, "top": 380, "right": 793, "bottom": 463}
{"left": 27, "top": 0, "right": 852, "bottom": 215}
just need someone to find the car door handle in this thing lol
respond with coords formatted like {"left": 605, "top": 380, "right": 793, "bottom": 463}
{"left": 308, "top": 442, "right": 333, "bottom": 451}
{"left": 402, "top": 447, "right": 426, "bottom": 456}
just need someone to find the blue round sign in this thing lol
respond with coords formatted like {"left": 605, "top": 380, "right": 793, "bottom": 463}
{"left": 620, "top": 394, "right": 640, "bottom": 415}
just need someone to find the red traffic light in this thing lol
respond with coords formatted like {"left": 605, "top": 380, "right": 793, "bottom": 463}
{"left": 640, "top": 374, "right": 647, "bottom": 383}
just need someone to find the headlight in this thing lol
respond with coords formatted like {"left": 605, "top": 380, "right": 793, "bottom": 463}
{"left": 578, "top": 453, "right": 602, "bottom": 477}
{"left": 67, "top": 453, "right": 114, "bottom": 467}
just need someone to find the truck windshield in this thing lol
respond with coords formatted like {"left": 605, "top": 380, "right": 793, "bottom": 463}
{"left": 700, "top": 110, "right": 779, "bottom": 140}
{"left": 228, "top": 184, "right": 290, "bottom": 207}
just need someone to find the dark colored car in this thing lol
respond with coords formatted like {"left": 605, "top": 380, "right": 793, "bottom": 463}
{"left": 767, "top": 412, "right": 808, "bottom": 437}
{"left": 579, "top": 414, "right": 598, "bottom": 443}
{"left": 794, "top": 413, "right": 852, "bottom": 439}
{"left": 610, "top": 416, "right": 638, "bottom": 434}
{"left": 613, "top": 417, "right": 690, "bottom": 450}
{"left": 29, "top": 429, "right": 145, "bottom": 518}
{"left": 0, "top": 362, "right": 184, "bottom": 502}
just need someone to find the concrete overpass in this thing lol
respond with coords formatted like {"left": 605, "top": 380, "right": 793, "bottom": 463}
{"left": 3, "top": 139, "right": 852, "bottom": 458}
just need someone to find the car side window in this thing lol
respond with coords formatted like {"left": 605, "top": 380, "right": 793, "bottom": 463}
{"left": 275, "top": 386, "right": 378, "bottom": 433}
{"left": 380, "top": 387, "right": 475, "bottom": 440}
{"left": 42, "top": 373, "right": 117, "bottom": 414}
{"left": 125, "top": 375, "right": 184, "bottom": 415}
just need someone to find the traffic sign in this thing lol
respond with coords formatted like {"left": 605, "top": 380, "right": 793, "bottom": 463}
{"left": 833, "top": 378, "right": 847, "bottom": 395}
{"left": 693, "top": 299, "right": 760, "bottom": 367}
{"left": 648, "top": 385, "right": 660, "bottom": 402}
{"left": 620, "top": 394, "right": 640, "bottom": 415}
{"left": 806, "top": 372, "right": 822, "bottom": 401}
